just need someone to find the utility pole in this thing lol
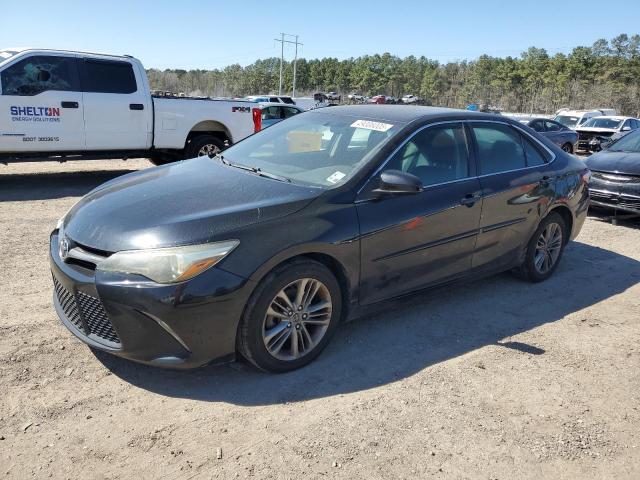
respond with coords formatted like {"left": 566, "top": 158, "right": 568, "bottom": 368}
{"left": 278, "top": 33, "right": 284, "bottom": 95}
{"left": 274, "top": 33, "right": 303, "bottom": 96}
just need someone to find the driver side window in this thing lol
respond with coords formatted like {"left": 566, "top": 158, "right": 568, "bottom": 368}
{"left": 1, "top": 55, "right": 79, "bottom": 96}
{"left": 386, "top": 123, "right": 470, "bottom": 187}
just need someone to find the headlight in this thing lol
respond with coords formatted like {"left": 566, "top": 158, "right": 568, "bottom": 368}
{"left": 98, "top": 240, "right": 239, "bottom": 284}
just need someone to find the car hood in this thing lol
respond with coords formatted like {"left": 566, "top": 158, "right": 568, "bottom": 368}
{"left": 585, "top": 150, "right": 640, "bottom": 175}
{"left": 576, "top": 127, "right": 617, "bottom": 134}
{"left": 62, "top": 157, "right": 321, "bottom": 252}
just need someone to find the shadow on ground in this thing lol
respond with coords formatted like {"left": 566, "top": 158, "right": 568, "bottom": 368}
{"left": 94, "top": 240, "right": 640, "bottom": 405}
{"left": 588, "top": 208, "right": 640, "bottom": 230}
{"left": 0, "top": 169, "right": 140, "bottom": 202}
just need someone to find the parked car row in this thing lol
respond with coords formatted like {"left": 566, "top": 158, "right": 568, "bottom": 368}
{"left": 522, "top": 112, "right": 640, "bottom": 154}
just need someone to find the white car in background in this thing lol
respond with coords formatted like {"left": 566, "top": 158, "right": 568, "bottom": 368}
{"left": 245, "top": 95, "right": 296, "bottom": 105}
{"left": 554, "top": 109, "right": 617, "bottom": 130}
{"left": 575, "top": 116, "right": 640, "bottom": 152}
{"left": 401, "top": 94, "right": 420, "bottom": 104}
{"left": 256, "top": 102, "right": 304, "bottom": 129}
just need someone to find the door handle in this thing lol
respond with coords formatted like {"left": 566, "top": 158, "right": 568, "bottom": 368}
{"left": 460, "top": 193, "right": 480, "bottom": 207}
{"left": 61, "top": 101, "right": 79, "bottom": 109}
{"left": 130, "top": 103, "right": 144, "bottom": 111}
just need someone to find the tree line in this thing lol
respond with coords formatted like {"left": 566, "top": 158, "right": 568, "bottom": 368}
{"left": 147, "top": 34, "right": 640, "bottom": 116}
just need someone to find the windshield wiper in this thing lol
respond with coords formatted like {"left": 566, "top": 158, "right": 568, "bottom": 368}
{"left": 219, "top": 156, "right": 291, "bottom": 182}
{"left": 212, "top": 153, "right": 230, "bottom": 165}
{"left": 254, "top": 168, "right": 291, "bottom": 183}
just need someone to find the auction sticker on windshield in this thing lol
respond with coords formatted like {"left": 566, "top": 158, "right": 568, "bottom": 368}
{"left": 350, "top": 119, "right": 393, "bottom": 132}
{"left": 326, "top": 171, "right": 346, "bottom": 184}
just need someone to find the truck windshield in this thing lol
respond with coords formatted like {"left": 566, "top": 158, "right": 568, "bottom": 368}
{"left": 554, "top": 115, "right": 579, "bottom": 128}
{"left": 0, "top": 50, "right": 18, "bottom": 61}
{"left": 221, "top": 111, "right": 401, "bottom": 188}
{"left": 582, "top": 118, "right": 622, "bottom": 129}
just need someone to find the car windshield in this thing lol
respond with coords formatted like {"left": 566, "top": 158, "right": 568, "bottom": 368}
{"left": 582, "top": 118, "right": 622, "bottom": 129}
{"left": 221, "top": 111, "right": 401, "bottom": 187}
{"left": 607, "top": 129, "right": 640, "bottom": 152}
{"left": 554, "top": 115, "right": 579, "bottom": 128}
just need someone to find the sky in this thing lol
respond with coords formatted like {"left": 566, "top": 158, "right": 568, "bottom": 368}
{"left": 2, "top": 0, "right": 640, "bottom": 70}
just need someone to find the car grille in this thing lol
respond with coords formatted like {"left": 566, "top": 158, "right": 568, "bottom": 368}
{"left": 590, "top": 190, "right": 640, "bottom": 212}
{"left": 53, "top": 276, "right": 83, "bottom": 330}
{"left": 591, "top": 171, "right": 640, "bottom": 184}
{"left": 53, "top": 277, "right": 121, "bottom": 345}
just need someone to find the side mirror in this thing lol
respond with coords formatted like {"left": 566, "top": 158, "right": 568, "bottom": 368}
{"left": 372, "top": 170, "right": 423, "bottom": 197}
{"left": 622, "top": 125, "right": 631, "bottom": 131}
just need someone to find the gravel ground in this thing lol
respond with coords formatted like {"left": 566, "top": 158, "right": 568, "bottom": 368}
{"left": 1, "top": 159, "right": 639, "bottom": 480}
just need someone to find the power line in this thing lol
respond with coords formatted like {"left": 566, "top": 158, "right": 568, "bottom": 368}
{"left": 274, "top": 33, "right": 303, "bottom": 96}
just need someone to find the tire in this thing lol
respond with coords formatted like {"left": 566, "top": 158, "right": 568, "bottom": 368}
{"left": 513, "top": 212, "right": 567, "bottom": 282}
{"left": 237, "top": 259, "right": 342, "bottom": 373}
{"left": 184, "top": 135, "right": 224, "bottom": 159}
{"left": 149, "top": 156, "right": 175, "bottom": 166}
{"left": 561, "top": 143, "right": 573, "bottom": 154}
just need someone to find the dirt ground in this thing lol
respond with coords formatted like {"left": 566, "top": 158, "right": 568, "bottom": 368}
{"left": 1, "top": 159, "right": 639, "bottom": 480}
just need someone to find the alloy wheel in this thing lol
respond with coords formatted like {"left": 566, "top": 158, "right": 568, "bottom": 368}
{"left": 262, "top": 278, "right": 332, "bottom": 361}
{"left": 197, "top": 144, "right": 220, "bottom": 157}
{"left": 534, "top": 222, "right": 563, "bottom": 274}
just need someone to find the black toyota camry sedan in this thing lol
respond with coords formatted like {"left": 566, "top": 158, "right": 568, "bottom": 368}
{"left": 51, "top": 106, "right": 590, "bottom": 372}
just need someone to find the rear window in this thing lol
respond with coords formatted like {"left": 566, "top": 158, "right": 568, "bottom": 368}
{"left": 81, "top": 59, "right": 137, "bottom": 94}
{"left": 582, "top": 118, "right": 623, "bottom": 129}
{"left": 554, "top": 115, "right": 579, "bottom": 128}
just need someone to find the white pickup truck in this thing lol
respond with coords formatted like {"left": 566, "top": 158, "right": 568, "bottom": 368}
{"left": 0, "top": 48, "right": 261, "bottom": 164}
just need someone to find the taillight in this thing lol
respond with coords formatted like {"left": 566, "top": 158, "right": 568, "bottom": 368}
{"left": 252, "top": 107, "right": 262, "bottom": 133}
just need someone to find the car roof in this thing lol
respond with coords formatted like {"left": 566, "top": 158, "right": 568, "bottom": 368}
{"left": 305, "top": 104, "right": 497, "bottom": 124}
{"left": 258, "top": 102, "right": 302, "bottom": 109}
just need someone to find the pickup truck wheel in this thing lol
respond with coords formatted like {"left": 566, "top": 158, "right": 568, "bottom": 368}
{"left": 185, "top": 135, "right": 224, "bottom": 159}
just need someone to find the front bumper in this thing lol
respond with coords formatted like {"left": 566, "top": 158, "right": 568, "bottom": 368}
{"left": 49, "top": 231, "right": 255, "bottom": 369}
{"left": 589, "top": 174, "right": 640, "bottom": 214}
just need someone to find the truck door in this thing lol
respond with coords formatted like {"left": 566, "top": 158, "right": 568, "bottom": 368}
{"left": 0, "top": 53, "right": 85, "bottom": 152}
{"left": 80, "top": 58, "right": 151, "bottom": 150}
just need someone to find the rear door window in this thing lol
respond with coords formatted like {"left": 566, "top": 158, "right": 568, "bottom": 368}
{"left": 1, "top": 55, "right": 79, "bottom": 95}
{"left": 81, "top": 59, "right": 137, "bottom": 94}
{"left": 544, "top": 121, "right": 562, "bottom": 132}
{"left": 471, "top": 123, "right": 527, "bottom": 175}
{"left": 529, "top": 120, "right": 545, "bottom": 132}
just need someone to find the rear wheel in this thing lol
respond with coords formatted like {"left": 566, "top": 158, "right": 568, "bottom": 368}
{"left": 184, "top": 135, "right": 224, "bottom": 159}
{"left": 513, "top": 212, "right": 567, "bottom": 282}
{"left": 238, "top": 260, "right": 342, "bottom": 373}
{"left": 561, "top": 142, "right": 573, "bottom": 154}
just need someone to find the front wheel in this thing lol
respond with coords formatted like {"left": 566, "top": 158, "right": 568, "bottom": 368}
{"left": 184, "top": 135, "right": 224, "bottom": 159}
{"left": 513, "top": 212, "right": 567, "bottom": 282}
{"left": 561, "top": 143, "right": 573, "bottom": 154}
{"left": 237, "top": 260, "right": 342, "bottom": 373}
